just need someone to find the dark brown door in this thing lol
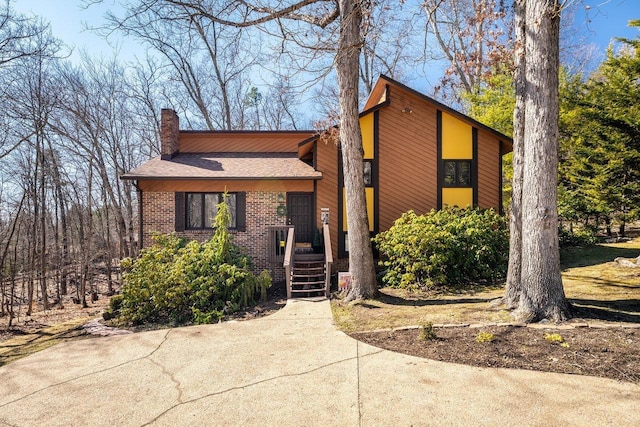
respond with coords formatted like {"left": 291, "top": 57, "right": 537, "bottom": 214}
{"left": 287, "top": 193, "right": 314, "bottom": 243}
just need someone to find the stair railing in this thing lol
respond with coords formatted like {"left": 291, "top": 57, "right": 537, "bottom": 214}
{"left": 283, "top": 227, "right": 296, "bottom": 299}
{"left": 322, "top": 224, "right": 332, "bottom": 297}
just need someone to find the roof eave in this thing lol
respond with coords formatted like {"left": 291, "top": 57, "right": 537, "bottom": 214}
{"left": 120, "top": 175, "right": 322, "bottom": 181}
{"left": 376, "top": 74, "right": 514, "bottom": 145}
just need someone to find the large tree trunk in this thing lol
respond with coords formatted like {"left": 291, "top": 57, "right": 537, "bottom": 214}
{"left": 514, "top": 0, "right": 570, "bottom": 322}
{"left": 337, "top": 0, "right": 377, "bottom": 301}
{"left": 504, "top": 0, "right": 526, "bottom": 309}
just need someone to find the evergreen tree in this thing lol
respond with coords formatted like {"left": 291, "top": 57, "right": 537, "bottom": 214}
{"left": 560, "top": 30, "right": 640, "bottom": 235}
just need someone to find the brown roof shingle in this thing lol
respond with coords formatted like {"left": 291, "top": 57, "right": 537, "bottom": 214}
{"left": 121, "top": 152, "right": 322, "bottom": 180}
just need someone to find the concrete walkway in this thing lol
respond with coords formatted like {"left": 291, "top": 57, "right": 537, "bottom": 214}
{"left": 0, "top": 298, "right": 638, "bottom": 426}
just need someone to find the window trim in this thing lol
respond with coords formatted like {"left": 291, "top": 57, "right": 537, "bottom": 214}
{"left": 442, "top": 160, "right": 473, "bottom": 187}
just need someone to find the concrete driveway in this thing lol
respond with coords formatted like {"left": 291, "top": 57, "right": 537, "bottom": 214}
{"left": 0, "top": 298, "right": 638, "bottom": 426}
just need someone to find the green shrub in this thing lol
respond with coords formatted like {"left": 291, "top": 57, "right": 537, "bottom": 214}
{"left": 109, "top": 294, "right": 124, "bottom": 312}
{"left": 117, "top": 193, "right": 270, "bottom": 326}
{"left": 373, "top": 207, "right": 508, "bottom": 289}
{"left": 558, "top": 226, "right": 598, "bottom": 248}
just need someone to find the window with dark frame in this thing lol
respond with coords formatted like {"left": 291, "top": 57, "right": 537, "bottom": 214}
{"left": 363, "top": 161, "right": 373, "bottom": 186}
{"left": 186, "top": 193, "right": 237, "bottom": 229}
{"left": 443, "top": 160, "right": 472, "bottom": 186}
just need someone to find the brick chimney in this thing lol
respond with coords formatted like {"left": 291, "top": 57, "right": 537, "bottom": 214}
{"left": 160, "top": 109, "right": 179, "bottom": 160}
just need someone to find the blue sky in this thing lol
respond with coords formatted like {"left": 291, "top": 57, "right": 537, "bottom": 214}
{"left": 14, "top": 0, "right": 640, "bottom": 71}
{"left": 575, "top": 0, "right": 639, "bottom": 48}
{"left": 15, "top": 0, "right": 140, "bottom": 62}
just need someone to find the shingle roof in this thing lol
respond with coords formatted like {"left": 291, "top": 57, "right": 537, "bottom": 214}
{"left": 121, "top": 152, "right": 322, "bottom": 180}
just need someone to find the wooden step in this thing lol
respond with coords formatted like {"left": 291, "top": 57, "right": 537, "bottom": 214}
{"left": 291, "top": 273, "right": 324, "bottom": 280}
{"left": 293, "top": 265, "right": 324, "bottom": 271}
{"left": 287, "top": 253, "right": 327, "bottom": 298}
{"left": 295, "top": 254, "right": 325, "bottom": 262}
{"left": 294, "top": 261, "right": 324, "bottom": 267}
{"left": 290, "top": 289, "right": 326, "bottom": 295}
{"left": 291, "top": 279, "right": 326, "bottom": 286}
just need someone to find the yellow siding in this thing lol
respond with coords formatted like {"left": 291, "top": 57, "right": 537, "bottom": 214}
{"left": 342, "top": 187, "right": 374, "bottom": 232}
{"left": 366, "top": 187, "right": 374, "bottom": 231}
{"left": 442, "top": 112, "right": 472, "bottom": 159}
{"left": 360, "top": 113, "right": 374, "bottom": 159}
{"left": 442, "top": 188, "right": 473, "bottom": 208}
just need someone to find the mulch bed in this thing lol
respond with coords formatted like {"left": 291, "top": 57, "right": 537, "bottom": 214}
{"left": 352, "top": 325, "right": 640, "bottom": 383}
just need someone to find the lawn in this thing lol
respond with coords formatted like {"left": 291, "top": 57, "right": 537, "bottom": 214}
{"left": 332, "top": 237, "right": 640, "bottom": 333}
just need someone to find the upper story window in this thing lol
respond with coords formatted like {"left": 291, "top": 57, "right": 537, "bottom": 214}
{"left": 443, "top": 160, "right": 472, "bottom": 187}
{"left": 363, "top": 160, "right": 373, "bottom": 186}
{"left": 186, "top": 193, "right": 237, "bottom": 229}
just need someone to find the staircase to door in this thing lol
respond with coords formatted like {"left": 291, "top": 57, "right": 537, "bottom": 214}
{"left": 283, "top": 224, "right": 333, "bottom": 299}
{"left": 290, "top": 253, "right": 326, "bottom": 297}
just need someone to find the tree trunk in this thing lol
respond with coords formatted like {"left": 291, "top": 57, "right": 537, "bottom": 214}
{"left": 505, "top": 0, "right": 526, "bottom": 309}
{"left": 514, "top": 0, "right": 570, "bottom": 322}
{"left": 38, "top": 140, "right": 48, "bottom": 311}
{"left": 337, "top": 0, "right": 377, "bottom": 301}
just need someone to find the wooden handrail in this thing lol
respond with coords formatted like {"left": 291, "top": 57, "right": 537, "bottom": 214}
{"left": 283, "top": 227, "right": 295, "bottom": 299}
{"left": 322, "top": 224, "right": 332, "bottom": 297}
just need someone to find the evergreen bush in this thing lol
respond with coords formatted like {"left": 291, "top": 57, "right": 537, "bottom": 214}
{"left": 116, "top": 193, "right": 270, "bottom": 325}
{"left": 373, "top": 207, "right": 508, "bottom": 289}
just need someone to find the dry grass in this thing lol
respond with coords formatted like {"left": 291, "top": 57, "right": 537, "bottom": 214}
{"left": 332, "top": 238, "right": 640, "bottom": 333}
{"left": 562, "top": 238, "right": 640, "bottom": 322}
{"left": 0, "top": 318, "right": 92, "bottom": 366}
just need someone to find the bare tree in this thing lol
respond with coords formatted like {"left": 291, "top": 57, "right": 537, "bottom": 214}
{"left": 0, "top": 0, "right": 59, "bottom": 67}
{"left": 3, "top": 36, "right": 63, "bottom": 313}
{"left": 421, "top": 0, "right": 512, "bottom": 100}
{"left": 0, "top": 2, "right": 61, "bottom": 158}
{"left": 51, "top": 56, "right": 145, "bottom": 260}
{"left": 94, "top": 1, "right": 262, "bottom": 130}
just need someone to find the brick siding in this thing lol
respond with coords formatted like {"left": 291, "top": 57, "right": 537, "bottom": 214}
{"left": 160, "top": 109, "right": 179, "bottom": 159}
{"left": 142, "top": 190, "right": 287, "bottom": 281}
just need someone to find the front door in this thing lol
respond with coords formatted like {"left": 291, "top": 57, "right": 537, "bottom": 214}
{"left": 287, "top": 193, "right": 314, "bottom": 243}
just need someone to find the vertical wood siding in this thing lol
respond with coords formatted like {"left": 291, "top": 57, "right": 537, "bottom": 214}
{"left": 377, "top": 86, "right": 439, "bottom": 232}
{"left": 477, "top": 131, "right": 501, "bottom": 209}
{"left": 315, "top": 140, "right": 340, "bottom": 257}
{"left": 179, "top": 131, "right": 315, "bottom": 153}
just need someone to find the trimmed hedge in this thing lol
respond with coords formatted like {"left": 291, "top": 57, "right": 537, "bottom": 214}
{"left": 373, "top": 207, "right": 508, "bottom": 289}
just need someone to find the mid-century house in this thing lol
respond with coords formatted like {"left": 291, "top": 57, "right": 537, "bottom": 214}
{"left": 122, "top": 75, "right": 512, "bottom": 297}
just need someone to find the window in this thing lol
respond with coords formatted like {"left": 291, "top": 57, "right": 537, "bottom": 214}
{"left": 186, "top": 193, "right": 237, "bottom": 229}
{"left": 363, "top": 161, "right": 373, "bottom": 186}
{"left": 443, "top": 161, "right": 471, "bottom": 186}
